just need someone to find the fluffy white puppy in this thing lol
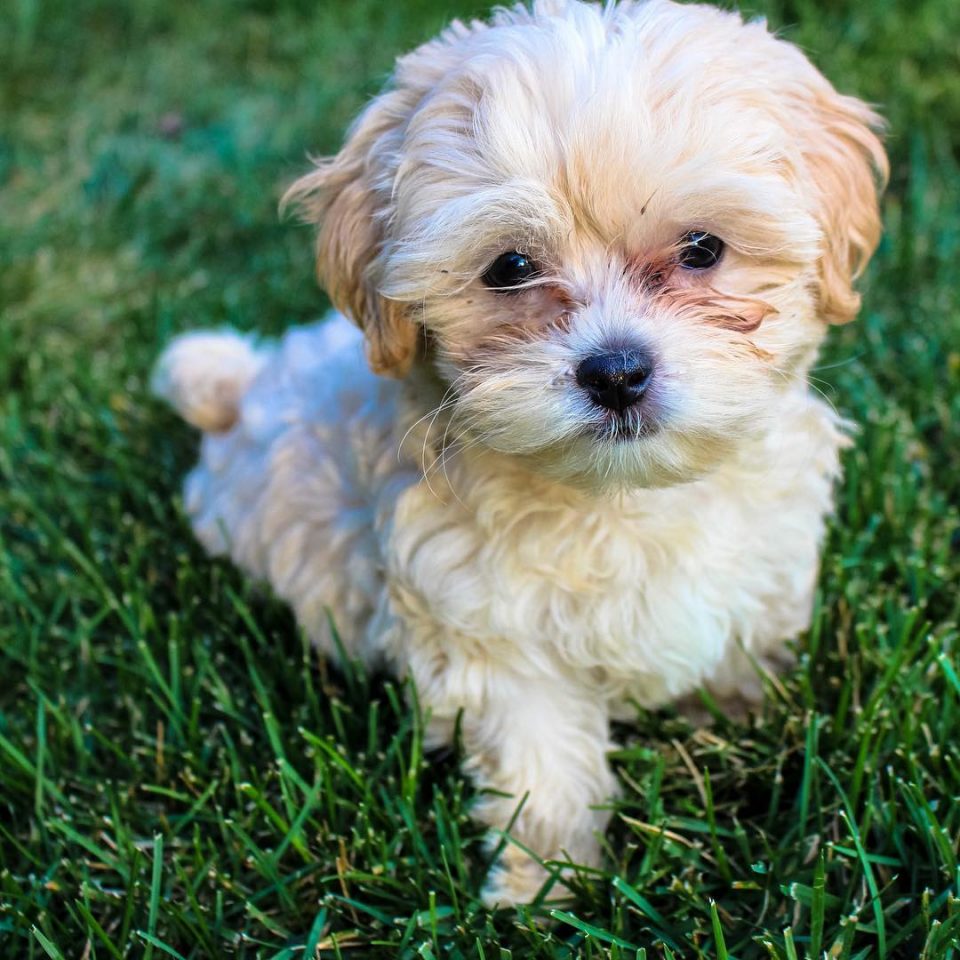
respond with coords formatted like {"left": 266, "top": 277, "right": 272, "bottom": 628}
{"left": 153, "top": 0, "right": 886, "bottom": 906}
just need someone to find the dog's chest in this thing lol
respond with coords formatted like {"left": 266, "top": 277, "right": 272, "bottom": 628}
{"left": 382, "top": 444, "right": 831, "bottom": 701}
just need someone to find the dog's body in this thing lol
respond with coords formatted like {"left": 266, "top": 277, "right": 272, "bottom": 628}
{"left": 155, "top": 0, "right": 885, "bottom": 905}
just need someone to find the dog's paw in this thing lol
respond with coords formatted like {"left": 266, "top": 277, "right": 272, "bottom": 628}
{"left": 759, "top": 647, "right": 798, "bottom": 677}
{"left": 678, "top": 648, "right": 799, "bottom": 726}
{"left": 480, "top": 845, "right": 575, "bottom": 910}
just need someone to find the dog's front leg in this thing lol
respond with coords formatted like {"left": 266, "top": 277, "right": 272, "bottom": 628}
{"left": 422, "top": 661, "right": 617, "bottom": 908}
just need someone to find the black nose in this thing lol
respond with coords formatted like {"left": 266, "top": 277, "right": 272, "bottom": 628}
{"left": 576, "top": 349, "right": 654, "bottom": 412}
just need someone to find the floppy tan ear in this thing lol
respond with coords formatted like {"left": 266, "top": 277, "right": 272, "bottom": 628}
{"left": 282, "top": 19, "right": 487, "bottom": 377}
{"left": 800, "top": 89, "right": 888, "bottom": 325}
{"left": 282, "top": 88, "right": 420, "bottom": 377}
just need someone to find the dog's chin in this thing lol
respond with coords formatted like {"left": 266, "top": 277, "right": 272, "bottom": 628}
{"left": 447, "top": 382, "right": 756, "bottom": 495}
{"left": 495, "top": 424, "right": 737, "bottom": 495}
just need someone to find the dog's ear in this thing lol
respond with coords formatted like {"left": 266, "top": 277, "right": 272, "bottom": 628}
{"left": 797, "top": 86, "right": 888, "bottom": 325}
{"left": 283, "top": 21, "right": 484, "bottom": 377}
{"left": 282, "top": 88, "right": 419, "bottom": 376}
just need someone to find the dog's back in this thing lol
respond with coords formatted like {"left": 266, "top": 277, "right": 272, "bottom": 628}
{"left": 154, "top": 316, "right": 406, "bottom": 662}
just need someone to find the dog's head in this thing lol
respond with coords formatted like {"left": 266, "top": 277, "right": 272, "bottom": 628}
{"left": 285, "top": 0, "right": 886, "bottom": 490}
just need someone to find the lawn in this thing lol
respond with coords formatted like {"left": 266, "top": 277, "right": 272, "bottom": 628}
{"left": 2, "top": 0, "right": 959, "bottom": 956}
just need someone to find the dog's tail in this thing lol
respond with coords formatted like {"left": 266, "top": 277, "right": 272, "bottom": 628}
{"left": 152, "top": 330, "right": 266, "bottom": 432}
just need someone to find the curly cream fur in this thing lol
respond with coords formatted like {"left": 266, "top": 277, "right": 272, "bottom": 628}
{"left": 156, "top": 0, "right": 884, "bottom": 906}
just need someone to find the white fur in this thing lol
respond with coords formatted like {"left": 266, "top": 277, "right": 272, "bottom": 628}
{"left": 154, "top": 0, "right": 884, "bottom": 907}
{"left": 151, "top": 330, "right": 265, "bottom": 432}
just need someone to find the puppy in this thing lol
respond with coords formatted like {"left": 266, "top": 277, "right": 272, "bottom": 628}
{"left": 153, "top": 0, "right": 886, "bottom": 907}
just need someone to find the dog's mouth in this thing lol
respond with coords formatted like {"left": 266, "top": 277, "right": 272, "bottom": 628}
{"left": 589, "top": 409, "right": 656, "bottom": 444}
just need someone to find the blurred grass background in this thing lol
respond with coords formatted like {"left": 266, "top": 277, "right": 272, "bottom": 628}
{"left": 1, "top": 0, "right": 959, "bottom": 956}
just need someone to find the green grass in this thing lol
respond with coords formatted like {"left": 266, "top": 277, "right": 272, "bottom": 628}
{"left": 1, "top": 0, "right": 959, "bottom": 956}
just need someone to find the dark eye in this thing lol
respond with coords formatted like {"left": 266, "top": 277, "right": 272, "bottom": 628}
{"left": 677, "top": 231, "right": 725, "bottom": 270}
{"left": 482, "top": 251, "right": 539, "bottom": 290}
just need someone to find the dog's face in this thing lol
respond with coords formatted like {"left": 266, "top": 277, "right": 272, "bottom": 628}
{"left": 287, "top": 0, "right": 886, "bottom": 490}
